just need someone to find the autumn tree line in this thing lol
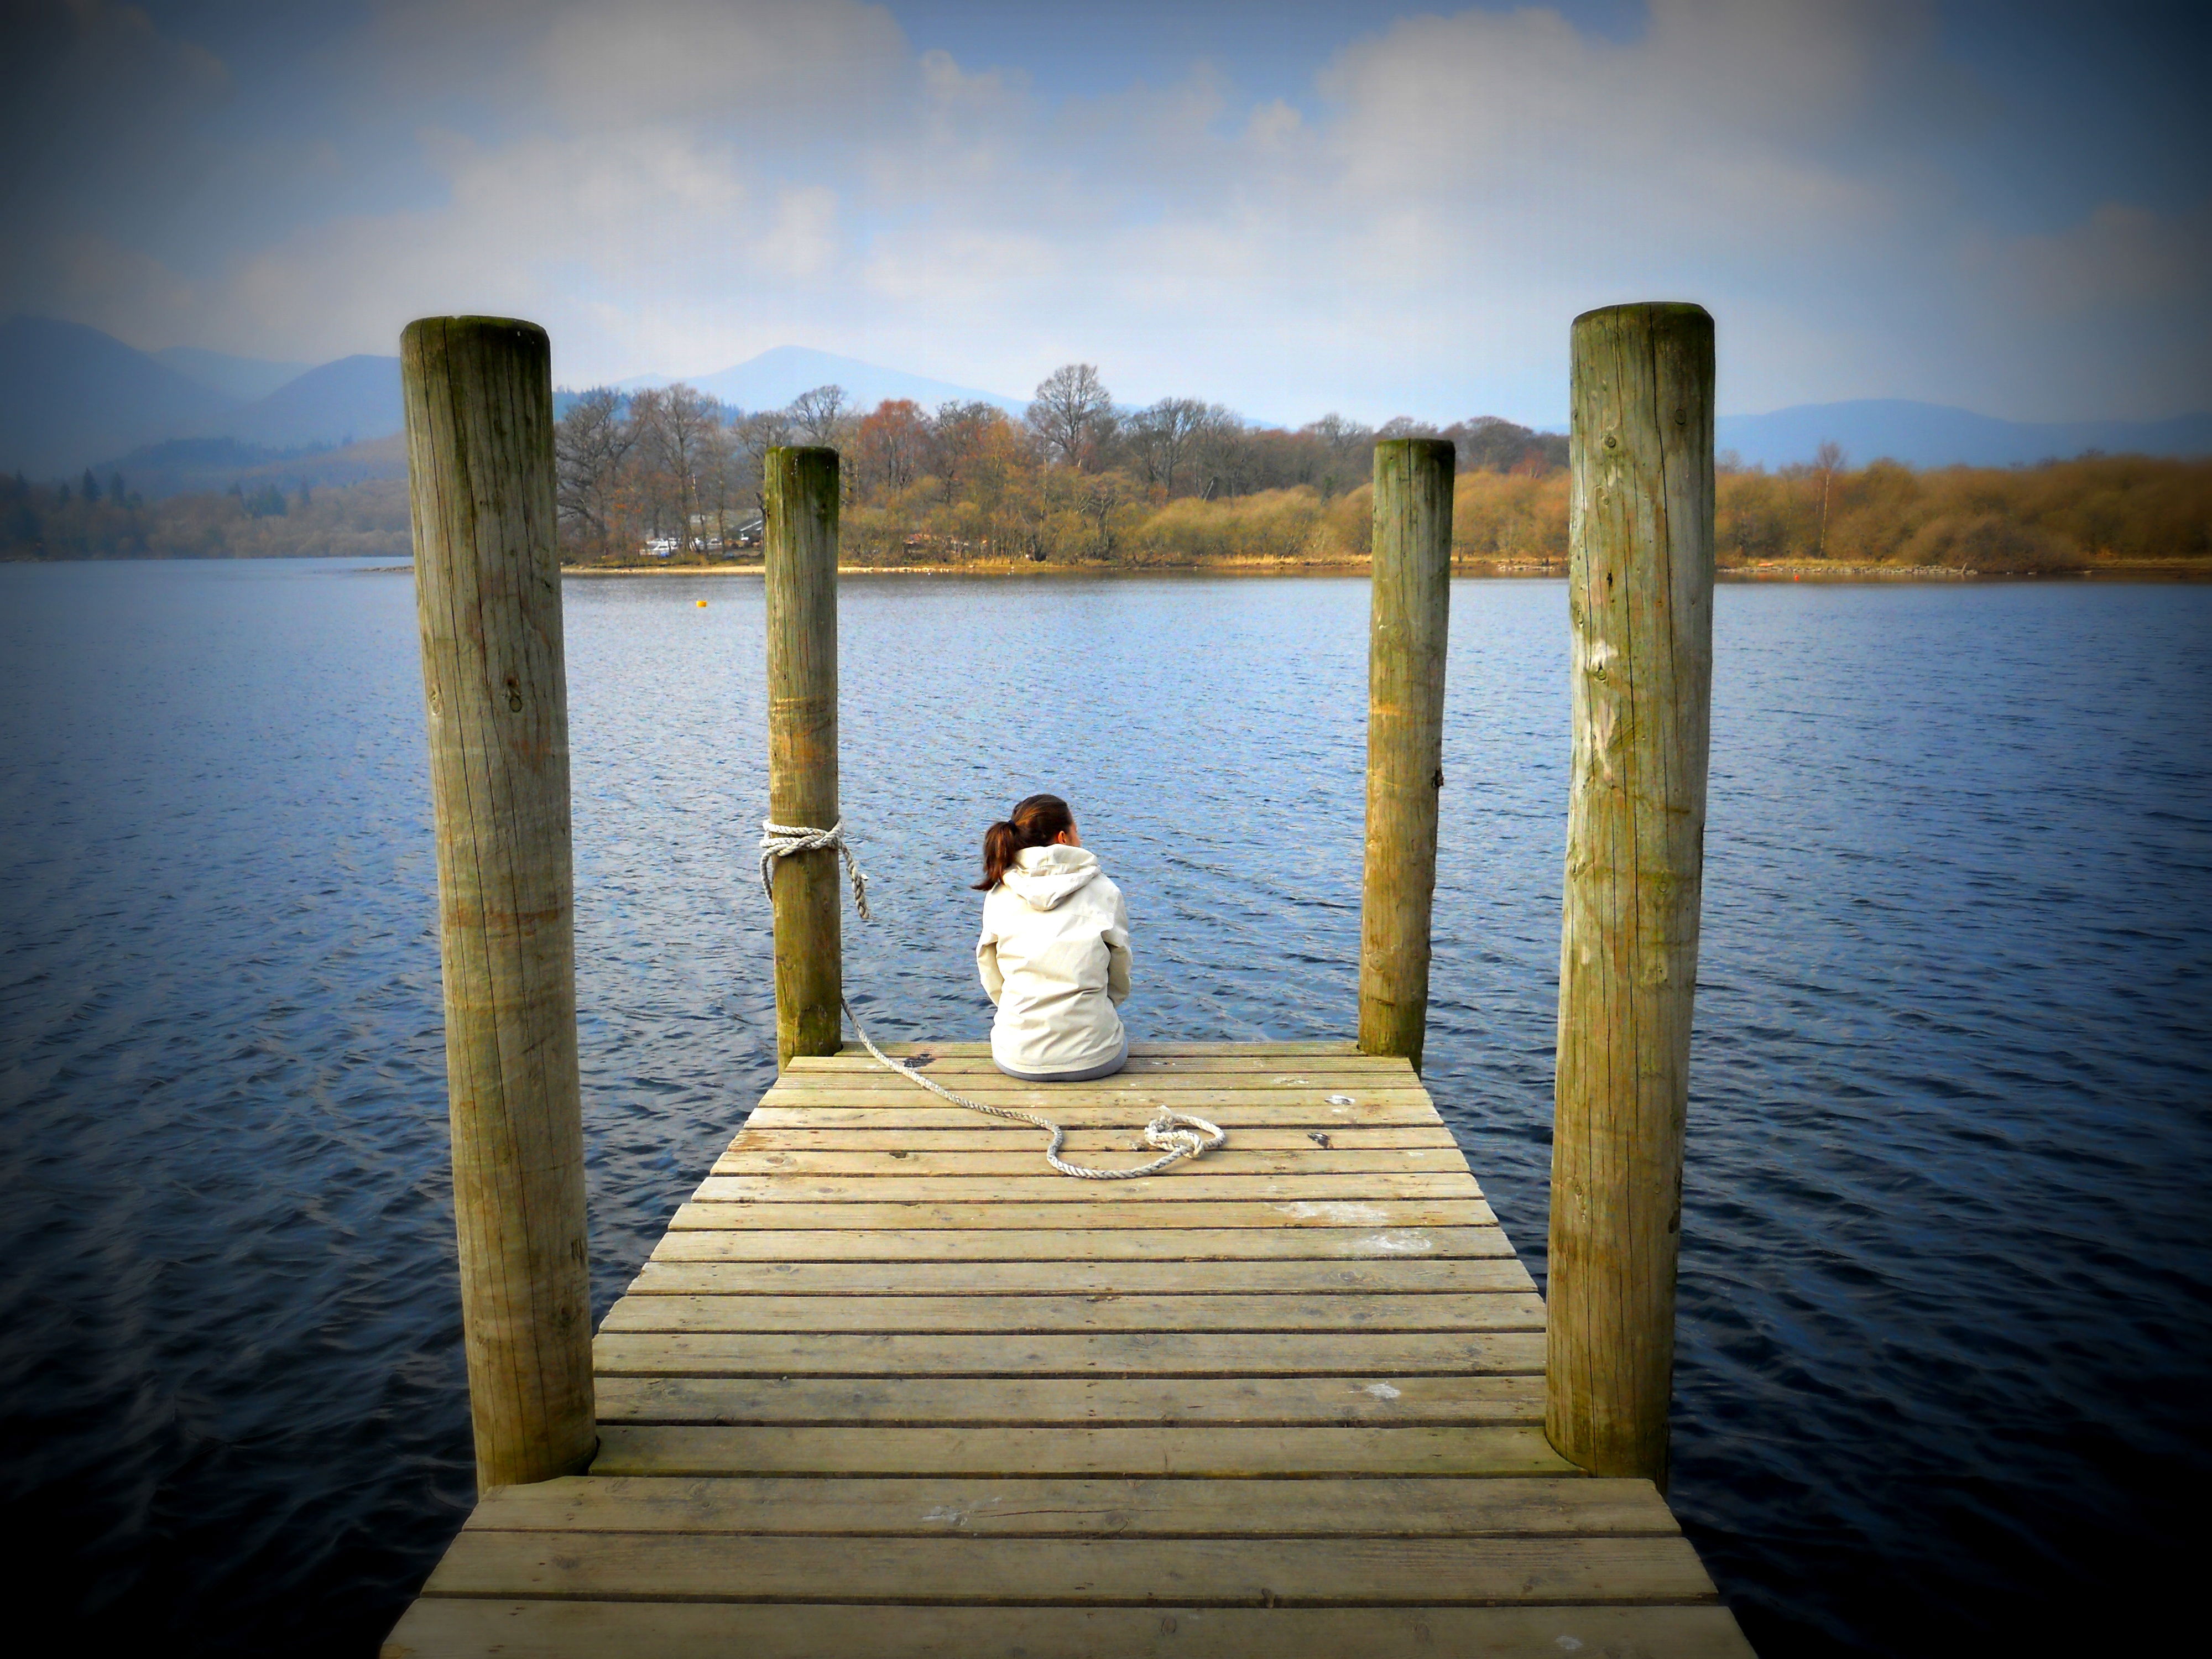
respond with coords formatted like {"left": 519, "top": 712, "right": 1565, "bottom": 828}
{"left": 554, "top": 365, "right": 1568, "bottom": 565}
{"left": 1, "top": 362, "right": 2205, "bottom": 571}
{"left": 551, "top": 367, "right": 2209, "bottom": 573}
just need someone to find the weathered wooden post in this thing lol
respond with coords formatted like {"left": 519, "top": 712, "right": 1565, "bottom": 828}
{"left": 764, "top": 446, "right": 843, "bottom": 1067}
{"left": 1546, "top": 302, "right": 1717, "bottom": 1485}
{"left": 401, "top": 316, "right": 595, "bottom": 1491}
{"left": 1359, "top": 437, "right": 1456, "bottom": 1072}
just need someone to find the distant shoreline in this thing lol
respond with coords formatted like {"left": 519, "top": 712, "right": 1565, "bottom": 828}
{"left": 547, "top": 557, "right": 2209, "bottom": 582}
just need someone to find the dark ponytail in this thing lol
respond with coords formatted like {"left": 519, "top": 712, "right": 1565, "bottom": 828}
{"left": 975, "top": 793, "right": 1076, "bottom": 890}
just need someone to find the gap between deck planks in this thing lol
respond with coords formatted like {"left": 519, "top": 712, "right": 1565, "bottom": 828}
{"left": 382, "top": 1041, "right": 1753, "bottom": 1659}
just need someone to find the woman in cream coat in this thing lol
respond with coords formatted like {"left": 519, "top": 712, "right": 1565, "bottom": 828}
{"left": 974, "top": 794, "right": 1131, "bottom": 1081}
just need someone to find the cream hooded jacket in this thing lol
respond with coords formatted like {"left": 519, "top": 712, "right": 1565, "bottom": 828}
{"left": 975, "top": 844, "right": 1131, "bottom": 1077}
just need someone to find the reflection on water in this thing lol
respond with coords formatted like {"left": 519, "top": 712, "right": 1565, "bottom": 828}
{"left": 0, "top": 560, "right": 2206, "bottom": 1655}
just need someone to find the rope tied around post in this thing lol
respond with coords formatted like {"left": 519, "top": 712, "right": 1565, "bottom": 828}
{"left": 758, "top": 819, "right": 1227, "bottom": 1181}
{"left": 759, "top": 818, "right": 870, "bottom": 921}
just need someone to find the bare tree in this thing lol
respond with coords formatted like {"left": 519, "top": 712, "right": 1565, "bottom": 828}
{"left": 732, "top": 408, "right": 796, "bottom": 521}
{"left": 1026, "top": 364, "right": 1114, "bottom": 469}
{"left": 555, "top": 388, "right": 637, "bottom": 556}
{"left": 930, "top": 400, "right": 1013, "bottom": 503}
{"left": 629, "top": 384, "right": 721, "bottom": 556}
{"left": 1813, "top": 439, "right": 1846, "bottom": 557}
{"left": 1126, "top": 397, "right": 1208, "bottom": 495}
{"left": 854, "top": 399, "right": 930, "bottom": 494}
{"left": 789, "top": 384, "right": 850, "bottom": 445}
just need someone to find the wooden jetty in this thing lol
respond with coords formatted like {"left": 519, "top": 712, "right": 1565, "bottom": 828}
{"left": 384, "top": 1040, "right": 1748, "bottom": 1657}
{"left": 385, "top": 305, "right": 1749, "bottom": 1654}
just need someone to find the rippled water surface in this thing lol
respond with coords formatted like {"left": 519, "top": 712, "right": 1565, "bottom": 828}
{"left": 1, "top": 559, "right": 2206, "bottom": 1655}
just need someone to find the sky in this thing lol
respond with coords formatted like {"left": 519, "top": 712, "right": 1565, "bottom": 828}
{"left": 2, "top": 0, "right": 2208, "bottom": 427}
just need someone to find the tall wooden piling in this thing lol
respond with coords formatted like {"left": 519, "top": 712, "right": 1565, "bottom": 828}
{"left": 1546, "top": 302, "right": 1717, "bottom": 1484}
{"left": 1359, "top": 437, "right": 1456, "bottom": 1072}
{"left": 764, "top": 446, "right": 843, "bottom": 1068}
{"left": 401, "top": 316, "right": 596, "bottom": 1491}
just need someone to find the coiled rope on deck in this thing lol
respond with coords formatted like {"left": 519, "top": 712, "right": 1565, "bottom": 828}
{"left": 758, "top": 819, "right": 1226, "bottom": 1180}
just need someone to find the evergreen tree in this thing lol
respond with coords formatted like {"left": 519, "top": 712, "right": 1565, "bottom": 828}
{"left": 111, "top": 473, "right": 127, "bottom": 505}
{"left": 81, "top": 469, "right": 100, "bottom": 502}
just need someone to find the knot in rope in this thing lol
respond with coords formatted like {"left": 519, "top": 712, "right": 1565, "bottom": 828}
{"left": 756, "top": 816, "right": 1225, "bottom": 1181}
{"left": 759, "top": 817, "right": 870, "bottom": 921}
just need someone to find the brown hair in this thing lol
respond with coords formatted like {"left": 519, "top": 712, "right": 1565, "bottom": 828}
{"left": 975, "top": 794, "right": 1076, "bottom": 890}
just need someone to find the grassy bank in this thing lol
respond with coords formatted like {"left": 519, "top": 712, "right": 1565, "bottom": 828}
{"left": 7, "top": 454, "right": 2207, "bottom": 577}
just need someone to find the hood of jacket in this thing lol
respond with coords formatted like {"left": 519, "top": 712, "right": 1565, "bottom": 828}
{"left": 1000, "top": 843, "right": 1100, "bottom": 911}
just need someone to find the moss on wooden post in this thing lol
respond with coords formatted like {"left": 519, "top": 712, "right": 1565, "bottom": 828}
{"left": 764, "top": 446, "right": 843, "bottom": 1068}
{"left": 1359, "top": 437, "right": 1456, "bottom": 1072}
{"left": 401, "top": 315, "right": 596, "bottom": 1492}
{"left": 1546, "top": 301, "right": 1717, "bottom": 1485}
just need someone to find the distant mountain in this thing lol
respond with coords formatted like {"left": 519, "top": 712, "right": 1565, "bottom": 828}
{"left": 612, "top": 346, "right": 1025, "bottom": 416}
{"left": 1, "top": 315, "right": 240, "bottom": 478}
{"left": 1715, "top": 399, "right": 2212, "bottom": 470}
{"left": 98, "top": 432, "right": 409, "bottom": 500}
{"left": 201, "top": 354, "right": 403, "bottom": 449}
{"left": 154, "top": 346, "right": 310, "bottom": 402}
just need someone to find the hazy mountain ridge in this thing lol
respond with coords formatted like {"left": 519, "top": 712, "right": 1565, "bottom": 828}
{"left": 1717, "top": 399, "right": 2212, "bottom": 470}
{"left": 154, "top": 347, "right": 310, "bottom": 402}
{"left": 1, "top": 317, "right": 240, "bottom": 478}
{"left": 613, "top": 345, "right": 1024, "bottom": 416}
{"left": 6, "top": 316, "right": 2208, "bottom": 484}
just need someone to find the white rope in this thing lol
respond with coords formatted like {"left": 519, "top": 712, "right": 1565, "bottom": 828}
{"left": 759, "top": 818, "right": 872, "bottom": 921}
{"left": 758, "top": 819, "right": 1226, "bottom": 1180}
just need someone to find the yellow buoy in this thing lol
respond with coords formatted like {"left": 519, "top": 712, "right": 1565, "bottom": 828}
{"left": 696, "top": 599, "right": 708, "bottom": 607}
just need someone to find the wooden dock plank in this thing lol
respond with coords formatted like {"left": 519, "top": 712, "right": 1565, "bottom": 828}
{"left": 734, "top": 1106, "right": 1442, "bottom": 1133}
{"left": 591, "top": 1330, "right": 1551, "bottom": 1377}
{"left": 596, "top": 1291, "right": 1545, "bottom": 1334}
{"left": 622, "top": 1255, "right": 1536, "bottom": 1293}
{"left": 383, "top": 1040, "right": 1751, "bottom": 1658}
{"left": 460, "top": 1472, "right": 1671, "bottom": 1534}
{"left": 713, "top": 1147, "right": 1474, "bottom": 1176}
{"left": 688, "top": 1172, "right": 1486, "bottom": 1203}
{"left": 646, "top": 1224, "right": 1517, "bottom": 1262}
{"left": 591, "top": 1373, "right": 1547, "bottom": 1425}
{"left": 590, "top": 1422, "right": 1578, "bottom": 1477}
{"left": 727, "top": 1124, "right": 1463, "bottom": 1149}
{"left": 420, "top": 1531, "right": 1716, "bottom": 1604}
{"left": 386, "top": 1600, "right": 1757, "bottom": 1659}
{"left": 665, "top": 1198, "right": 1498, "bottom": 1230}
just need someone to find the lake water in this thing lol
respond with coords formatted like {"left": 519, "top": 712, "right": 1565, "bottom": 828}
{"left": 1, "top": 559, "right": 2206, "bottom": 1656}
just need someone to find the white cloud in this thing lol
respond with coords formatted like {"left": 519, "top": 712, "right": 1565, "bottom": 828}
{"left": 7, "top": 0, "right": 2204, "bottom": 423}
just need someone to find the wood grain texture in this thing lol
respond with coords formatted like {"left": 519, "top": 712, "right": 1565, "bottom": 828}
{"left": 590, "top": 1329, "right": 1550, "bottom": 1378}
{"left": 588, "top": 1423, "right": 1577, "bottom": 1478}
{"left": 622, "top": 1256, "right": 1535, "bottom": 1293}
{"left": 725, "top": 1124, "right": 1462, "bottom": 1151}
{"left": 460, "top": 1472, "right": 1666, "bottom": 1535}
{"left": 665, "top": 1197, "right": 1496, "bottom": 1229}
{"left": 596, "top": 1290, "right": 1545, "bottom": 1334}
{"left": 646, "top": 1224, "right": 1517, "bottom": 1262}
{"left": 1548, "top": 301, "right": 1717, "bottom": 1484}
{"left": 711, "top": 1147, "right": 1473, "bottom": 1176}
{"left": 385, "top": 1600, "right": 1756, "bottom": 1659}
{"left": 418, "top": 1530, "right": 1710, "bottom": 1604}
{"left": 401, "top": 315, "right": 594, "bottom": 1492}
{"left": 1359, "top": 437, "right": 1455, "bottom": 1071}
{"left": 385, "top": 1041, "right": 1749, "bottom": 1657}
{"left": 764, "top": 445, "right": 842, "bottom": 1067}
{"left": 591, "top": 1372, "right": 1547, "bottom": 1426}
{"left": 786, "top": 1053, "right": 1417, "bottom": 1074}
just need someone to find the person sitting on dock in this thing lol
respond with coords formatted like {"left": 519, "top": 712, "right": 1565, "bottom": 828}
{"left": 974, "top": 794, "right": 1133, "bottom": 1082}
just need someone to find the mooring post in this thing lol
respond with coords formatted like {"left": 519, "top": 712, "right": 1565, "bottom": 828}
{"left": 764, "top": 446, "right": 843, "bottom": 1068}
{"left": 401, "top": 316, "right": 596, "bottom": 1492}
{"left": 1358, "top": 437, "right": 1456, "bottom": 1072}
{"left": 1546, "top": 302, "right": 1717, "bottom": 1485}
